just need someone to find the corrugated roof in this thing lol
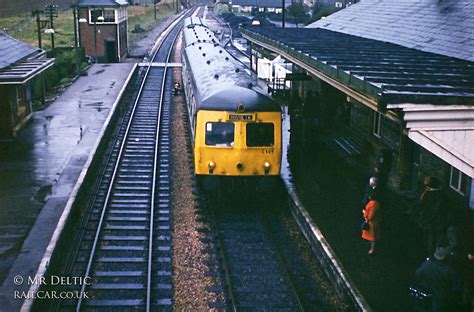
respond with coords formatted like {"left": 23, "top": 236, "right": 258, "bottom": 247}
{"left": 242, "top": 26, "right": 474, "bottom": 106}
{"left": 0, "top": 32, "right": 40, "bottom": 69}
{"left": 75, "top": 0, "right": 128, "bottom": 7}
{"left": 307, "top": 0, "right": 474, "bottom": 62}
{"left": 0, "top": 58, "right": 55, "bottom": 83}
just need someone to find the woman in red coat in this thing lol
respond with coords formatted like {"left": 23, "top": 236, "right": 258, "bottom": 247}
{"left": 362, "top": 191, "right": 381, "bottom": 255}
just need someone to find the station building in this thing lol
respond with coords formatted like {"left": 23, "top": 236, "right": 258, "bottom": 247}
{"left": 242, "top": 0, "right": 474, "bottom": 211}
{"left": 0, "top": 33, "right": 54, "bottom": 140}
{"left": 75, "top": 0, "right": 129, "bottom": 63}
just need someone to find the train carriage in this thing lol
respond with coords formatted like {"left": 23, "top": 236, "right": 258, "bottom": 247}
{"left": 181, "top": 18, "right": 282, "bottom": 190}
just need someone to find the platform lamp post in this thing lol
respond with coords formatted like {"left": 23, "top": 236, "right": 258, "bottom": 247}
{"left": 73, "top": 6, "right": 83, "bottom": 75}
{"left": 78, "top": 16, "right": 88, "bottom": 54}
{"left": 44, "top": 28, "right": 55, "bottom": 49}
{"left": 95, "top": 15, "right": 105, "bottom": 63}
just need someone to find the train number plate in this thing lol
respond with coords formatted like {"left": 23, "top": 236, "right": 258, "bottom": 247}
{"left": 262, "top": 148, "right": 274, "bottom": 154}
{"left": 227, "top": 114, "right": 253, "bottom": 121}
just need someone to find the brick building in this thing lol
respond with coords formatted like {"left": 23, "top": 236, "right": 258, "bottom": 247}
{"left": 242, "top": 0, "right": 474, "bottom": 211}
{"left": 75, "top": 0, "right": 129, "bottom": 63}
{"left": 0, "top": 33, "right": 54, "bottom": 140}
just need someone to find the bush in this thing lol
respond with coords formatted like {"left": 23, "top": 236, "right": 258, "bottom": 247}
{"left": 31, "top": 47, "right": 86, "bottom": 103}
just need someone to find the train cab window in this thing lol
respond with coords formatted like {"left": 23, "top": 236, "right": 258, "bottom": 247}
{"left": 246, "top": 123, "right": 274, "bottom": 147}
{"left": 205, "top": 122, "right": 234, "bottom": 147}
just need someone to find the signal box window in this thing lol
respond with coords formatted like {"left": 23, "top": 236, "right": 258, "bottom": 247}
{"left": 205, "top": 122, "right": 234, "bottom": 147}
{"left": 90, "top": 9, "right": 115, "bottom": 23}
{"left": 246, "top": 123, "right": 274, "bottom": 147}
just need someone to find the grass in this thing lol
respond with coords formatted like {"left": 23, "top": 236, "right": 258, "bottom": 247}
{"left": 127, "top": 1, "right": 177, "bottom": 43}
{"left": 0, "top": 9, "right": 75, "bottom": 49}
{"left": 0, "top": 1, "right": 176, "bottom": 50}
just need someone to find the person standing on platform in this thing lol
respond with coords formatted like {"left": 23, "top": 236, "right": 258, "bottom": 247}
{"left": 415, "top": 242, "right": 464, "bottom": 312}
{"left": 418, "top": 176, "right": 446, "bottom": 256}
{"left": 362, "top": 191, "right": 381, "bottom": 255}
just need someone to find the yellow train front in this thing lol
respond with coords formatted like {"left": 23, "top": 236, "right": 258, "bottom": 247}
{"left": 182, "top": 17, "right": 282, "bottom": 192}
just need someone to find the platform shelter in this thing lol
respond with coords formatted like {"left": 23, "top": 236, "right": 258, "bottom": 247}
{"left": 241, "top": 0, "right": 474, "bottom": 211}
{"left": 0, "top": 33, "right": 54, "bottom": 140}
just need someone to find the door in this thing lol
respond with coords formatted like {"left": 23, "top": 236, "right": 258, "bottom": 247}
{"left": 104, "top": 39, "right": 118, "bottom": 63}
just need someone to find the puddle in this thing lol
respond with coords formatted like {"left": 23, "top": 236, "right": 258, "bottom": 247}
{"left": 85, "top": 101, "right": 104, "bottom": 112}
{"left": 0, "top": 243, "right": 14, "bottom": 257}
{"left": 34, "top": 184, "right": 52, "bottom": 203}
{"left": 83, "top": 86, "right": 98, "bottom": 93}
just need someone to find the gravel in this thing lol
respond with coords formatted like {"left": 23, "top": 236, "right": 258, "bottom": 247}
{"left": 170, "top": 34, "right": 221, "bottom": 310}
{"left": 127, "top": 13, "right": 181, "bottom": 59}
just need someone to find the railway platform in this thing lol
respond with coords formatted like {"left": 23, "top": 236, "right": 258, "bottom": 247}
{"left": 286, "top": 123, "right": 473, "bottom": 310}
{"left": 0, "top": 63, "right": 135, "bottom": 310}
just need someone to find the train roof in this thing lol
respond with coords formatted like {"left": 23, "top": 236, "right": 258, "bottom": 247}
{"left": 183, "top": 18, "right": 219, "bottom": 48}
{"left": 182, "top": 17, "right": 279, "bottom": 113}
{"left": 184, "top": 42, "right": 279, "bottom": 112}
{"left": 200, "top": 86, "right": 279, "bottom": 112}
{"left": 183, "top": 17, "right": 205, "bottom": 28}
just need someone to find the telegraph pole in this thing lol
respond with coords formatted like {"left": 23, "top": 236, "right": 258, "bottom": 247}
{"left": 45, "top": 4, "right": 58, "bottom": 49}
{"left": 32, "top": 9, "right": 48, "bottom": 49}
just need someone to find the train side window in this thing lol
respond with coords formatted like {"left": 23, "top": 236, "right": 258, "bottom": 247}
{"left": 205, "top": 122, "right": 234, "bottom": 147}
{"left": 246, "top": 123, "right": 274, "bottom": 147}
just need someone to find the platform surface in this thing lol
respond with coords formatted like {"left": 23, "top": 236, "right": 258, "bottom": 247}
{"left": 0, "top": 63, "right": 135, "bottom": 310}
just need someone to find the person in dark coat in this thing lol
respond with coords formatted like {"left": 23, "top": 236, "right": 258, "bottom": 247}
{"left": 446, "top": 223, "right": 474, "bottom": 310}
{"left": 418, "top": 176, "right": 446, "bottom": 256}
{"left": 415, "top": 242, "right": 464, "bottom": 312}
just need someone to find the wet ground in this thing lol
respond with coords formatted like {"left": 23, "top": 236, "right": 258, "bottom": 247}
{"left": 284, "top": 118, "right": 427, "bottom": 311}
{"left": 0, "top": 64, "right": 135, "bottom": 309}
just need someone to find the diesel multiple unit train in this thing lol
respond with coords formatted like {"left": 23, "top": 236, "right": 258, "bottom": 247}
{"left": 181, "top": 17, "right": 282, "bottom": 191}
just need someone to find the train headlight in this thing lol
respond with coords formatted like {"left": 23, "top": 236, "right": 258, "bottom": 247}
{"left": 236, "top": 162, "right": 244, "bottom": 171}
{"left": 264, "top": 162, "right": 271, "bottom": 175}
{"left": 208, "top": 161, "right": 216, "bottom": 169}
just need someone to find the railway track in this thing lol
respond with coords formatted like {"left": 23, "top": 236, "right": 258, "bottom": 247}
{"left": 199, "top": 197, "right": 304, "bottom": 311}
{"left": 41, "top": 7, "right": 347, "bottom": 312}
{"left": 54, "top": 12, "right": 190, "bottom": 311}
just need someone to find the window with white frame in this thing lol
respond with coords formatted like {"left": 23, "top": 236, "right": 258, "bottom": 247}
{"left": 90, "top": 8, "right": 115, "bottom": 23}
{"left": 372, "top": 111, "right": 382, "bottom": 138}
{"left": 449, "top": 166, "right": 468, "bottom": 195}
